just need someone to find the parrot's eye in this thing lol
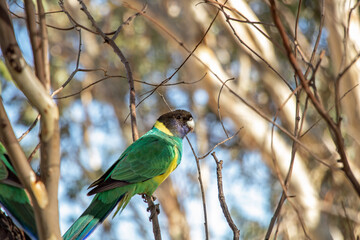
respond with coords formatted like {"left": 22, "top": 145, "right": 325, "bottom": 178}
{"left": 176, "top": 115, "right": 181, "bottom": 120}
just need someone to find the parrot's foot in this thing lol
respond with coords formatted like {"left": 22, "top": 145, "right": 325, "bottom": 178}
{"left": 142, "top": 194, "right": 157, "bottom": 202}
{"left": 147, "top": 203, "right": 160, "bottom": 221}
{"left": 142, "top": 194, "right": 161, "bottom": 221}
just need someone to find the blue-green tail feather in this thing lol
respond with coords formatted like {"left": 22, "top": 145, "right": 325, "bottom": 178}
{"left": 63, "top": 193, "right": 125, "bottom": 240}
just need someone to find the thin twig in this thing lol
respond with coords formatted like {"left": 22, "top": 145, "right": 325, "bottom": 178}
{"left": 206, "top": 0, "right": 293, "bottom": 92}
{"left": 342, "top": 202, "right": 356, "bottom": 240}
{"left": 205, "top": 0, "right": 285, "bottom": 55}
{"left": 111, "top": 4, "right": 147, "bottom": 41}
{"left": 300, "top": 83, "right": 360, "bottom": 138}
{"left": 137, "top": 75, "right": 206, "bottom": 99}
{"left": 11, "top": 10, "right": 75, "bottom": 31}
{"left": 54, "top": 76, "right": 118, "bottom": 99}
{"left": 198, "top": 128, "right": 242, "bottom": 160}
{"left": 266, "top": 48, "right": 305, "bottom": 238}
{"left": 211, "top": 152, "right": 240, "bottom": 240}
{"left": 28, "top": 142, "right": 41, "bottom": 162}
{"left": 220, "top": 80, "right": 333, "bottom": 168}
{"left": 144, "top": 195, "right": 162, "bottom": 240}
{"left": 217, "top": 78, "right": 235, "bottom": 138}
{"left": 55, "top": 27, "right": 83, "bottom": 91}
{"left": 186, "top": 137, "right": 209, "bottom": 240}
{"left": 344, "top": 1, "right": 360, "bottom": 71}
{"left": 17, "top": 115, "right": 40, "bottom": 142}
{"left": 303, "top": 0, "right": 325, "bottom": 78}
{"left": 227, "top": 17, "right": 274, "bottom": 26}
{"left": 336, "top": 51, "right": 360, "bottom": 82}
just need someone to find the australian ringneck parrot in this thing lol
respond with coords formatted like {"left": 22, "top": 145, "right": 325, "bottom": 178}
{"left": 63, "top": 110, "right": 194, "bottom": 240}
{"left": 0, "top": 143, "right": 38, "bottom": 240}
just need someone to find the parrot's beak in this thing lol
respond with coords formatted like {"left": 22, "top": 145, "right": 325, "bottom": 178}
{"left": 187, "top": 118, "right": 195, "bottom": 132}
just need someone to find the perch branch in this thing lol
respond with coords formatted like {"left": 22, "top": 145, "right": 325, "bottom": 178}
{"left": 211, "top": 152, "right": 240, "bottom": 240}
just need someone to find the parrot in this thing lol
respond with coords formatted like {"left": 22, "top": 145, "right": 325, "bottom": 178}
{"left": 0, "top": 142, "right": 38, "bottom": 240}
{"left": 63, "top": 109, "right": 194, "bottom": 240}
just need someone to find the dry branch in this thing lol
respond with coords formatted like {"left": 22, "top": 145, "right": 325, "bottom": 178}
{"left": 187, "top": 137, "right": 209, "bottom": 240}
{"left": 211, "top": 152, "right": 240, "bottom": 240}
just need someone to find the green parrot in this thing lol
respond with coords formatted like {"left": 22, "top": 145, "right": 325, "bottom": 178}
{"left": 0, "top": 143, "right": 38, "bottom": 240}
{"left": 63, "top": 110, "right": 194, "bottom": 240}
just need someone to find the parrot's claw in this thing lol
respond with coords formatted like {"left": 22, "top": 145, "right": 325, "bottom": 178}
{"left": 142, "top": 194, "right": 157, "bottom": 202}
{"left": 147, "top": 203, "right": 160, "bottom": 221}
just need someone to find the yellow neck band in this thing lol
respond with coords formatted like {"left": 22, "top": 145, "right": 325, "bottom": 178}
{"left": 154, "top": 121, "right": 173, "bottom": 136}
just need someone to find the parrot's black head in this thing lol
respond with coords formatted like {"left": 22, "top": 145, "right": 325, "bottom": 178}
{"left": 155, "top": 110, "right": 194, "bottom": 138}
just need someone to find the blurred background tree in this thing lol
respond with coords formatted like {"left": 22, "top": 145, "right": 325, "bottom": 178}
{"left": 1, "top": 0, "right": 360, "bottom": 239}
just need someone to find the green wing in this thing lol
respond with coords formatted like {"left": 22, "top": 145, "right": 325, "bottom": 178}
{"left": 111, "top": 134, "right": 178, "bottom": 182}
{"left": 88, "top": 129, "right": 182, "bottom": 194}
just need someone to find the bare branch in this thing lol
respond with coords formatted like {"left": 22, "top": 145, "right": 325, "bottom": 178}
{"left": 186, "top": 137, "right": 209, "bottom": 240}
{"left": 198, "top": 129, "right": 242, "bottom": 160}
{"left": 36, "top": 0, "right": 50, "bottom": 91}
{"left": 217, "top": 78, "right": 235, "bottom": 138}
{"left": 24, "top": 0, "right": 46, "bottom": 87}
{"left": 111, "top": 4, "right": 147, "bottom": 41}
{"left": 144, "top": 195, "right": 162, "bottom": 240}
{"left": 211, "top": 152, "right": 240, "bottom": 240}
{"left": 342, "top": 202, "right": 356, "bottom": 240}
{"left": 206, "top": 0, "right": 293, "bottom": 92}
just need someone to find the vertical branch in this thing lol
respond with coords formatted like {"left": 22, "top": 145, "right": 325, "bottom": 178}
{"left": 211, "top": 152, "right": 240, "bottom": 240}
{"left": 341, "top": 202, "right": 356, "bottom": 240}
{"left": 144, "top": 195, "right": 162, "bottom": 240}
{"left": 24, "top": 0, "right": 46, "bottom": 86}
{"left": 36, "top": 0, "right": 50, "bottom": 90}
{"left": 186, "top": 137, "right": 209, "bottom": 240}
{"left": 128, "top": 68, "right": 139, "bottom": 141}
{"left": 266, "top": 86, "right": 304, "bottom": 239}
{"left": 0, "top": 1, "right": 61, "bottom": 239}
